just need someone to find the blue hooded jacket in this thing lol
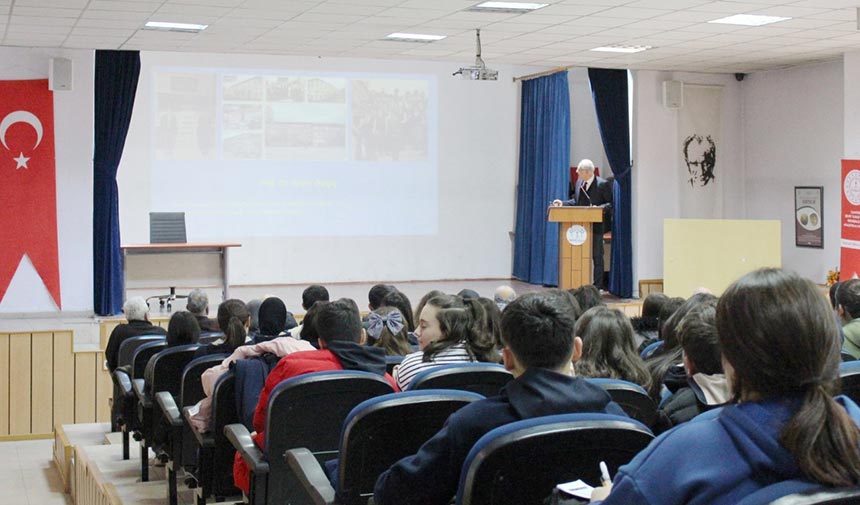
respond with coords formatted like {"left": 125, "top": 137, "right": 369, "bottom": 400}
{"left": 597, "top": 395, "right": 860, "bottom": 505}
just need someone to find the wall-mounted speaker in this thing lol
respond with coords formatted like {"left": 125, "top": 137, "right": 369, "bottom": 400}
{"left": 49, "top": 58, "right": 73, "bottom": 91}
{"left": 662, "top": 80, "right": 683, "bottom": 109}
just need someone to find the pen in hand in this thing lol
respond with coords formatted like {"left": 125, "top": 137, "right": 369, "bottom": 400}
{"left": 599, "top": 461, "right": 612, "bottom": 487}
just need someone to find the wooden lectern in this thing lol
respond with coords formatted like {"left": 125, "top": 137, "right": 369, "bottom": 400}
{"left": 548, "top": 206, "right": 604, "bottom": 289}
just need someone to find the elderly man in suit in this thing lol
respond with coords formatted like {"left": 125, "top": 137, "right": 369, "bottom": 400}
{"left": 552, "top": 159, "right": 613, "bottom": 290}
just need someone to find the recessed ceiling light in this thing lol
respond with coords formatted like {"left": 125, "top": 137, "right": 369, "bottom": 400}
{"left": 469, "top": 2, "right": 548, "bottom": 13}
{"left": 708, "top": 14, "right": 791, "bottom": 26}
{"left": 385, "top": 32, "right": 447, "bottom": 42}
{"left": 144, "top": 21, "right": 208, "bottom": 32}
{"left": 591, "top": 45, "right": 653, "bottom": 54}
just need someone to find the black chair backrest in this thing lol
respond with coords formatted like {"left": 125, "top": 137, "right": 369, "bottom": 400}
{"left": 407, "top": 363, "right": 514, "bottom": 397}
{"left": 212, "top": 370, "right": 240, "bottom": 497}
{"left": 385, "top": 355, "right": 404, "bottom": 375}
{"left": 587, "top": 378, "right": 658, "bottom": 428}
{"left": 455, "top": 413, "right": 654, "bottom": 505}
{"left": 179, "top": 354, "right": 227, "bottom": 468}
{"left": 264, "top": 371, "right": 395, "bottom": 503}
{"left": 148, "top": 345, "right": 201, "bottom": 398}
{"left": 132, "top": 341, "right": 168, "bottom": 380}
{"left": 839, "top": 362, "right": 860, "bottom": 405}
{"left": 180, "top": 354, "right": 227, "bottom": 408}
{"left": 337, "top": 389, "right": 485, "bottom": 505}
{"left": 769, "top": 486, "right": 860, "bottom": 505}
{"left": 117, "top": 335, "right": 165, "bottom": 369}
{"left": 736, "top": 479, "right": 860, "bottom": 505}
{"left": 198, "top": 333, "right": 224, "bottom": 345}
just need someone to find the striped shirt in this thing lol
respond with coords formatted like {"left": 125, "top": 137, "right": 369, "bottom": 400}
{"left": 394, "top": 343, "right": 475, "bottom": 390}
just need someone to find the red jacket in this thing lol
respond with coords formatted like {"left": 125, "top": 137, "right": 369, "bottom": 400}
{"left": 234, "top": 347, "right": 398, "bottom": 494}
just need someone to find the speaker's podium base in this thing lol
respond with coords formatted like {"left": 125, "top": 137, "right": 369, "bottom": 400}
{"left": 548, "top": 206, "right": 604, "bottom": 290}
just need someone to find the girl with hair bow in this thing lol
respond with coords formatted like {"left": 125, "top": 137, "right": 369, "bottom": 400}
{"left": 366, "top": 306, "right": 413, "bottom": 356}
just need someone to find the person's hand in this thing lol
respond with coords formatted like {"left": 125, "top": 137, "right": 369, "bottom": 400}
{"left": 590, "top": 484, "right": 612, "bottom": 501}
{"left": 551, "top": 199, "right": 563, "bottom": 207}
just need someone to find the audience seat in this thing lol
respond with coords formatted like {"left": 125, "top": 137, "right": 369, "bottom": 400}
{"left": 111, "top": 335, "right": 166, "bottom": 433}
{"left": 158, "top": 354, "right": 227, "bottom": 505}
{"left": 384, "top": 355, "right": 403, "bottom": 375}
{"left": 184, "top": 370, "right": 240, "bottom": 504}
{"left": 226, "top": 370, "right": 395, "bottom": 505}
{"left": 736, "top": 479, "right": 860, "bottom": 505}
{"left": 640, "top": 340, "right": 663, "bottom": 359}
{"left": 406, "top": 363, "right": 514, "bottom": 397}
{"left": 114, "top": 339, "right": 167, "bottom": 460}
{"left": 133, "top": 344, "right": 200, "bottom": 481}
{"left": 198, "top": 332, "right": 225, "bottom": 344}
{"left": 586, "top": 378, "right": 658, "bottom": 428}
{"left": 839, "top": 361, "right": 860, "bottom": 405}
{"left": 454, "top": 413, "right": 654, "bottom": 505}
{"left": 287, "top": 389, "right": 485, "bottom": 505}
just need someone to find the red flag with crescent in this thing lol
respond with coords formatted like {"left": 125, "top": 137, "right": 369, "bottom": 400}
{"left": 0, "top": 79, "right": 61, "bottom": 309}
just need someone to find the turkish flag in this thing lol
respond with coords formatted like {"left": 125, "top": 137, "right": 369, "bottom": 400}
{"left": 0, "top": 79, "right": 61, "bottom": 309}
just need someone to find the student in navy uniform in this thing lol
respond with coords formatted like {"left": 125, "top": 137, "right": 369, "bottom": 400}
{"left": 594, "top": 269, "right": 860, "bottom": 504}
{"left": 374, "top": 290, "right": 626, "bottom": 505}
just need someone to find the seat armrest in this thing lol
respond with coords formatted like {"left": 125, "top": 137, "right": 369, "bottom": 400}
{"left": 183, "top": 406, "right": 214, "bottom": 447}
{"left": 224, "top": 423, "right": 269, "bottom": 475}
{"left": 285, "top": 448, "right": 336, "bottom": 505}
{"left": 132, "top": 378, "right": 147, "bottom": 402}
{"left": 156, "top": 392, "right": 181, "bottom": 427}
{"left": 114, "top": 371, "right": 133, "bottom": 397}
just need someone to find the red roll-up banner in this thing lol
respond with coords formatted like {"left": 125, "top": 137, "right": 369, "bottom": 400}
{"left": 0, "top": 79, "right": 61, "bottom": 309}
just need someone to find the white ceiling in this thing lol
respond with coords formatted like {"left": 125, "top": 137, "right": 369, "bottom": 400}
{"left": 2, "top": 0, "right": 860, "bottom": 73}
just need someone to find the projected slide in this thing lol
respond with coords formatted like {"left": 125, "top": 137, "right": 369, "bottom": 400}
{"left": 151, "top": 68, "right": 437, "bottom": 238}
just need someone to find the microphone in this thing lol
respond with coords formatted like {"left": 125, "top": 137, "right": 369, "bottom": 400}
{"left": 580, "top": 181, "right": 592, "bottom": 205}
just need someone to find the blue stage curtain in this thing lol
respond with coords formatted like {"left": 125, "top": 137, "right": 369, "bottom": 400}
{"left": 93, "top": 50, "right": 141, "bottom": 316}
{"left": 513, "top": 72, "right": 571, "bottom": 286}
{"left": 587, "top": 68, "right": 633, "bottom": 298}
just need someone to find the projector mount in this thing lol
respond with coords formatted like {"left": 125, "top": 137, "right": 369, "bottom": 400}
{"left": 453, "top": 29, "right": 499, "bottom": 81}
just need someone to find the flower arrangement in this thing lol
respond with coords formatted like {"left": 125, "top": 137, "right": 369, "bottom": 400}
{"left": 827, "top": 268, "right": 840, "bottom": 287}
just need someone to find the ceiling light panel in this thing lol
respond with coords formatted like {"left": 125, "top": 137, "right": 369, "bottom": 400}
{"left": 385, "top": 32, "right": 447, "bottom": 42}
{"left": 469, "top": 2, "right": 548, "bottom": 13}
{"left": 144, "top": 21, "right": 209, "bottom": 32}
{"left": 708, "top": 14, "right": 792, "bottom": 26}
{"left": 591, "top": 45, "right": 653, "bottom": 53}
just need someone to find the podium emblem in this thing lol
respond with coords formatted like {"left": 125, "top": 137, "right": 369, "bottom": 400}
{"left": 566, "top": 225, "right": 587, "bottom": 246}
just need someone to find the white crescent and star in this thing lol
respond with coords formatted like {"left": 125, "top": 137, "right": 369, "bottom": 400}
{"left": 0, "top": 110, "right": 44, "bottom": 170}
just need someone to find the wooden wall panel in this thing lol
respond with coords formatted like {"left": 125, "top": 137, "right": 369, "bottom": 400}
{"left": 0, "top": 334, "right": 8, "bottom": 436}
{"left": 95, "top": 352, "right": 112, "bottom": 422}
{"left": 53, "top": 331, "right": 75, "bottom": 427}
{"left": 9, "top": 334, "right": 32, "bottom": 435}
{"left": 31, "top": 332, "right": 53, "bottom": 434}
{"left": 74, "top": 353, "right": 97, "bottom": 423}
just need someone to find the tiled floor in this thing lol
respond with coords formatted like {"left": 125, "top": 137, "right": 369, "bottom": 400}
{"left": 0, "top": 439, "right": 71, "bottom": 505}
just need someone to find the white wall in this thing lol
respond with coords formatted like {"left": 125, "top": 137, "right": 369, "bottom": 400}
{"left": 118, "top": 52, "right": 542, "bottom": 286}
{"left": 632, "top": 70, "right": 744, "bottom": 286}
{"left": 0, "top": 47, "right": 93, "bottom": 315}
{"left": 845, "top": 52, "right": 860, "bottom": 158}
{"left": 743, "top": 60, "right": 843, "bottom": 283}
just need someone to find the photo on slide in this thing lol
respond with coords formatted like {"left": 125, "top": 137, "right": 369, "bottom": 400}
{"left": 264, "top": 77, "right": 346, "bottom": 161}
{"left": 352, "top": 79, "right": 428, "bottom": 162}
{"left": 155, "top": 72, "right": 217, "bottom": 160}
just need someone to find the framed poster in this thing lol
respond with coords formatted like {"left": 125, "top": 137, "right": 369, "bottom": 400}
{"left": 795, "top": 186, "right": 823, "bottom": 248}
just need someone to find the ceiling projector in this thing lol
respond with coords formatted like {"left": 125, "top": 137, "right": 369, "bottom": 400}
{"left": 454, "top": 29, "right": 498, "bottom": 81}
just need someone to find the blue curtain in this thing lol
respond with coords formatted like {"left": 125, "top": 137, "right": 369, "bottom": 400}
{"left": 93, "top": 50, "right": 141, "bottom": 316}
{"left": 587, "top": 68, "right": 632, "bottom": 298}
{"left": 513, "top": 72, "right": 571, "bottom": 286}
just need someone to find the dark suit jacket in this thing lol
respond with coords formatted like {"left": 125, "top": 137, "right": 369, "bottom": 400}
{"left": 563, "top": 176, "right": 613, "bottom": 232}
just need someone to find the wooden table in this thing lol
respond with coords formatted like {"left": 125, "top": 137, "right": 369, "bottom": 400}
{"left": 121, "top": 243, "right": 241, "bottom": 301}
